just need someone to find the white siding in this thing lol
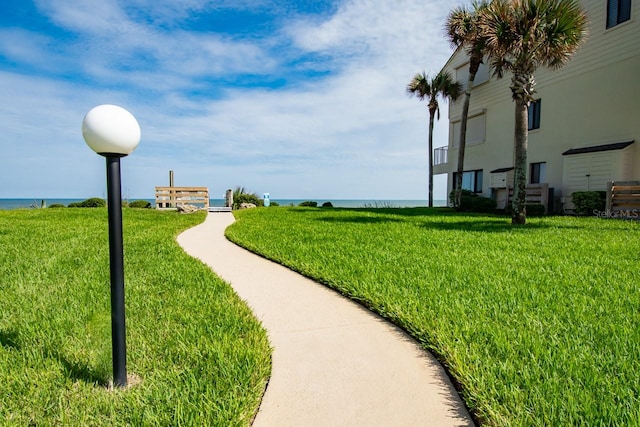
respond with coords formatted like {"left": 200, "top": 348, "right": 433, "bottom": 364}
{"left": 621, "top": 145, "right": 634, "bottom": 179}
{"left": 455, "top": 62, "right": 490, "bottom": 90}
{"left": 439, "top": 0, "right": 640, "bottom": 203}
{"left": 588, "top": 153, "right": 615, "bottom": 191}
{"left": 563, "top": 151, "right": 617, "bottom": 194}
{"left": 451, "top": 113, "right": 486, "bottom": 147}
{"left": 564, "top": 155, "right": 590, "bottom": 193}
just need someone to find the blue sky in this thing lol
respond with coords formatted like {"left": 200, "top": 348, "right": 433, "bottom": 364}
{"left": 1, "top": 0, "right": 464, "bottom": 200}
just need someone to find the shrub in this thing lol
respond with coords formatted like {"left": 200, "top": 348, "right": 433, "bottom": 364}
{"left": 299, "top": 201, "right": 318, "bottom": 207}
{"left": 572, "top": 191, "right": 606, "bottom": 215}
{"left": 48, "top": 204, "right": 65, "bottom": 209}
{"left": 232, "top": 187, "right": 264, "bottom": 210}
{"left": 322, "top": 202, "right": 334, "bottom": 208}
{"left": 68, "top": 198, "right": 106, "bottom": 208}
{"left": 525, "top": 204, "right": 546, "bottom": 216}
{"left": 506, "top": 203, "right": 546, "bottom": 217}
{"left": 449, "top": 189, "right": 472, "bottom": 206}
{"left": 269, "top": 201, "right": 280, "bottom": 207}
{"left": 128, "top": 200, "right": 152, "bottom": 209}
{"left": 450, "top": 190, "right": 496, "bottom": 213}
{"left": 234, "top": 193, "right": 263, "bottom": 209}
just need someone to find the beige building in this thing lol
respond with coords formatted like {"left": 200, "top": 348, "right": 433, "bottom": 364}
{"left": 435, "top": 0, "right": 639, "bottom": 211}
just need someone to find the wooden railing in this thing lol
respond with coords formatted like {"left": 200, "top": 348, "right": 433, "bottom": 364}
{"left": 155, "top": 187, "right": 209, "bottom": 209}
{"left": 506, "top": 183, "right": 549, "bottom": 214}
{"left": 606, "top": 181, "right": 640, "bottom": 212}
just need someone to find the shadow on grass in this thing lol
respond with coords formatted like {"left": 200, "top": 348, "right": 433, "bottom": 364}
{"left": 316, "top": 215, "right": 403, "bottom": 224}
{"left": 59, "top": 356, "right": 109, "bottom": 387}
{"left": 288, "top": 207, "right": 457, "bottom": 223}
{"left": 289, "top": 206, "right": 453, "bottom": 217}
{"left": 0, "top": 329, "right": 21, "bottom": 350}
{"left": 289, "top": 207, "right": 589, "bottom": 232}
{"left": 418, "top": 219, "right": 528, "bottom": 232}
{"left": 2, "top": 328, "right": 109, "bottom": 386}
{"left": 45, "top": 346, "right": 110, "bottom": 387}
{"left": 353, "top": 207, "right": 456, "bottom": 217}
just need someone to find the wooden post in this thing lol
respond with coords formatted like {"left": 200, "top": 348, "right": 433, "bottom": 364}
{"left": 606, "top": 181, "right": 613, "bottom": 213}
{"left": 169, "top": 170, "right": 175, "bottom": 207}
{"left": 225, "top": 189, "right": 233, "bottom": 208}
{"left": 538, "top": 183, "right": 549, "bottom": 214}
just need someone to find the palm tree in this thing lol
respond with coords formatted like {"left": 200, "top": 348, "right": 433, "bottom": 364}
{"left": 445, "top": 1, "right": 489, "bottom": 209}
{"left": 407, "top": 71, "right": 462, "bottom": 207}
{"left": 480, "top": 0, "right": 587, "bottom": 224}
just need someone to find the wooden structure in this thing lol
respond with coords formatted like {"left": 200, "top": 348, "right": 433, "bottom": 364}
{"left": 155, "top": 187, "right": 209, "bottom": 210}
{"left": 606, "top": 181, "right": 640, "bottom": 213}
{"left": 506, "top": 183, "right": 549, "bottom": 214}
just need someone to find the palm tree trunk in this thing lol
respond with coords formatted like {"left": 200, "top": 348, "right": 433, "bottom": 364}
{"left": 455, "top": 94, "right": 470, "bottom": 208}
{"left": 455, "top": 61, "right": 481, "bottom": 208}
{"left": 512, "top": 97, "right": 528, "bottom": 225}
{"left": 428, "top": 110, "right": 436, "bottom": 207}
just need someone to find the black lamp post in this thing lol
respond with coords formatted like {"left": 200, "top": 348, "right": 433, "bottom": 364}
{"left": 82, "top": 104, "right": 141, "bottom": 388}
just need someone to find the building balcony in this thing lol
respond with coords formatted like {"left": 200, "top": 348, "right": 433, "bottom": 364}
{"left": 433, "top": 146, "right": 450, "bottom": 175}
{"left": 434, "top": 146, "right": 448, "bottom": 166}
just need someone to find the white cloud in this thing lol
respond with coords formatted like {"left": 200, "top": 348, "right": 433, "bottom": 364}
{"left": 288, "top": 0, "right": 453, "bottom": 70}
{"left": 1, "top": 0, "right": 460, "bottom": 200}
{"left": 0, "top": 29, "right": 51, "bottom": 66}
{"left": 29, "top": 0, "right": 277, "bottom": 86}
{"left": 35, "top": 0, "right": 133, "bottom": 35}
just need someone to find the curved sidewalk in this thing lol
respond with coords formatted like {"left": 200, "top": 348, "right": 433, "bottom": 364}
{"left": 178, "top": 212, "right": 473, "bottom": 427}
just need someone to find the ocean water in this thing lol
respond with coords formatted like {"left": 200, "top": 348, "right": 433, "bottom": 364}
{"left": 0, "top": 198, "right": 447, "bottom": 210}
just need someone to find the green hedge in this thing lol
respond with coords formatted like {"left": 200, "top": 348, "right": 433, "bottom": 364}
{"left": 505, "top": 203, "right": 546, "bottom": 217}
{"left": 572, "top": 191, "right": 606, "bottom": 215}
{"left": 68, "top": 198, "right": 106, "bottom": 208}
{"left": 450, "top": 190, "right": 497, "bottom": 213}
{"left": 127, "top": 200, "right": 152, "bottom": 209}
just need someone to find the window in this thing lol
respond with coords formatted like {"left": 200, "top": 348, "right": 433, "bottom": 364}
{"left": 453, "top": 169, "right": 483, "bottom": 193}
{"left": 530, "top": 162, "right": 547, "bottom": 184}
{"left": 451, "top": 113, "right": 486, "bottom": 147}
{"left": 528, "top": 99, "right": 541, "bottom": 130}
{"left": 455, "top": 61, "right": 490, "bottom": 90}
{"left": 607, "top": 0, "right": 631, "bottom": 28}
{"left": 474, "top": 63, "right": 490, "bottom": 86}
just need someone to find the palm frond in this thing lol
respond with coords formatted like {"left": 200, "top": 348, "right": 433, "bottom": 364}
{"left": 445, "top": 6, "right": 474, "bottom": 49}
{"left": 445, "top": 0, "right": 490, "bottom": 54}
{"left": 481, "top": 0, "right": 587, "bottom": 74}
{"left": 406, "top": 72, "right": 431, "bottom": 101}
{"left": 407, "top": 71, "right": 461, "bottom": 120}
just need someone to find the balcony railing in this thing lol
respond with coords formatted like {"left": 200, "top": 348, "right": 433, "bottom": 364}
{"left": 433, "top": 147, "right": 448, "bottom": 166}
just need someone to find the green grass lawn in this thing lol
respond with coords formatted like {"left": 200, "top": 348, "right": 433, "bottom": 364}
{"left": 226, "top": 207, "right": 640, "bottom": 426}
{"left": 0, "top": 208, "right": 270, "bottom": 426}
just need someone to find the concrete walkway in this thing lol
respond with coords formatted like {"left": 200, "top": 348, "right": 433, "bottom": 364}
{"left": 177, "top": 212, "right": 473, "bottom": 427}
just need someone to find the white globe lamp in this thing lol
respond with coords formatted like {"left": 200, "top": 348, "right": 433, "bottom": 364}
{"left": 82, "top": 104, "right": 141, "bottom": 156}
